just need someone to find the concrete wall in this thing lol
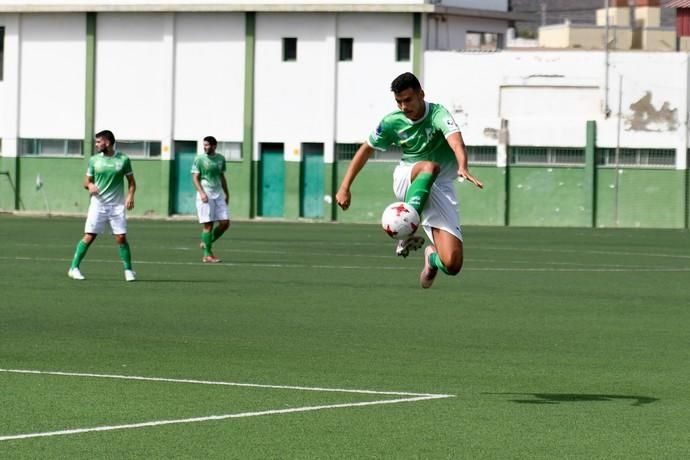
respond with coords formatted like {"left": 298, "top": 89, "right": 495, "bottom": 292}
{"left": 19, "top": 14, "right": 85, "bottom": 140}
{"left": 1, "top": 12, "right": 688, "bottom": 228}
{"left": 173, "top": 13, "right": 245, "bottom": 146}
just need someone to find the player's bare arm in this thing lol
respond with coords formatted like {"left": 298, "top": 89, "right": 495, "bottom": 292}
{"left": 84, "top": 175, "right": 99, "bottom": 195}
{"left": 192, "top": 172, "right": 208, "bottom": 203}
{"left": 221, "top": 175, "right": 229, "bottom": 204}
{"left": 336, "top": 143, "right": 375, "bottom": 210}
{"left": 125, "top": 174, "right": 136, "bottom": 210}
{"left": 446, "top": 132, "right": 483, "bottom": 189}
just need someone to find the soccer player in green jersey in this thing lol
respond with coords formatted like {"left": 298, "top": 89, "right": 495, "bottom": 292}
{"left": 336, "top": 72, "right": 483, "bottom": 289}
{"left": 68, "top": 130, "right": 137, "bottom": 281}
{"left": 192, "top": 136, "right": 230, "bottom": 263}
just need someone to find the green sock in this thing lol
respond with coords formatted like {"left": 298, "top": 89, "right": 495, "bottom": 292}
{"left": 118, "top": 242, "right": 133, "bottom": 270}
{"left": 211, "top": 226, "right": 225, "bottom": 243}
{"left": 405, "top": 172, "right": 435, "bottom": 215}
{"left": 70, "top": 240, "right": 90, "bottom": 269}
{"left": 430, "top": 252, "right": 453, "bottom": 275}
{"left": 201, "top": 231, "right": 213, "bottom": 256}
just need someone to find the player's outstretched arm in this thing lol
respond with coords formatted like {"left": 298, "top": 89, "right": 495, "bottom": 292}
{"left": 336, "top": 143, "right": 375, "bottom": 210}
{"left": 447, "top": 132, "right": 483, "bottom": 189}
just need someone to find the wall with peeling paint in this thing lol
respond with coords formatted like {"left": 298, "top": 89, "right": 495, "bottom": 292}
{"left": 425, "top": 50, "right": 689, "bottom": 228}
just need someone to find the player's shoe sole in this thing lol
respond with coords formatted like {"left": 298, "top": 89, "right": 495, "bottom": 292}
{"left": 420, "top": 245, "right": 438, "bottom": 289}
{"left": 67, "top": 267, "right": 85, "bottom": 280}
{"left": 396, "top": 235, "right": 425, "bottom": 258}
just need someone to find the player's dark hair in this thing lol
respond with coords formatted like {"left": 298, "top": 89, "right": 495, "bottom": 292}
{"left": 95, "top": 130, "right": 115, "bottom": 144}
{"left": 203, "top": 136, "right": 218, "bottom": 146}
{"left": 390, "top": 72, "right": 422, "bottom": 93}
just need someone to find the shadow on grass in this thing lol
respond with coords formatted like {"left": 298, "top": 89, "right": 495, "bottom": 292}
{"left": 486, "top": 393, "right": 658, "bottom": 406}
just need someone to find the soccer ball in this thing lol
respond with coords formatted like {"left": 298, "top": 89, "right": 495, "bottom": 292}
{"left": 381, "top": 201, "right": 420, "bottom": 239}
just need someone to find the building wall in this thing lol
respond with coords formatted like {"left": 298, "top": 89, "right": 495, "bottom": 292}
{"left": 173, "top": 13, "right": 245, "bottom": 144}
{"left": 0, "top": 12, "right": 688, "bottom": 229}
{"left": 335, "top": 13, "right": 413, "bottom": 143}
{"left": 19, "top": 14, "right": 86, "bottom": 140}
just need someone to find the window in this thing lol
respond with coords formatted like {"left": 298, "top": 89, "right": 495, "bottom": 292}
{"left": 116, "top": 140, "right": 161, "bottom": 158}
{"left": 466, "top": 145, "right": 497, "bottom": 165}
{"left": 0, "top": 27, "right": 4, "bottom": 81}
{"left": 510, "top": 146, "right": 584, "bottom": 166}
{"left": 19, "top": 138, "right": 83, "bottom": 156}
{"left": 282, "top": 37, "right": 297, "bottom": 61}
{"left": 396, "top": 37, "right": 411, "bottom": 62}
{"left": 335, "top": 143, "right": 400, "bottom": 162}
{"left": 338, "top": 38, "right": 353, "bottom": 61}
{"left": 217, "top": 141, "right": 242, "bottom": 161}
{"left": 597, "top": 148, "right": 675, "bottom": 168}
{"left": 465, "top": 31, "right": 503, "bottom": 51}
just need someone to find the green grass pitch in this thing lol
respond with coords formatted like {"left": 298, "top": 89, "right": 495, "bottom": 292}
{"left": 1, "top": 214, "right": 689, "bottom": 458}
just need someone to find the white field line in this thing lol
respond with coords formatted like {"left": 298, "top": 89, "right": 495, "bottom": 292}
{"left": 0, "top": 396, "right": 448, "bottom": 442}
{"left": 0, "top": 368, "right": 454, "bottom": 442}
{"left": 1, "top": 255, "right": 690, "bottom": 272}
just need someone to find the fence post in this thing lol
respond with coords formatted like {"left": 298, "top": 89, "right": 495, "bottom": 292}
{"left": 584, "top": 120, "right": 597, "bottom": 228}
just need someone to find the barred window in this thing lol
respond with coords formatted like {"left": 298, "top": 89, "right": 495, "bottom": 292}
{"left": 335, "top": 143, "right": 400, "bottom": 162}
{"left": 510, "top": 146, "right": 584, "bottom": 166}
{"left": 116, "top": 140, "right": 161, "bottom": 158}
{"left": 597, "top": 148, "right": 675, "bottom": 168}
{"left": 217, "top": 141, "right": 242, "bottom": 161}
{"left": 19, "top": 138, "right": 83, "bottom": 156}
{"left": 466, "top": 145, "right": 497, "bottom": 165}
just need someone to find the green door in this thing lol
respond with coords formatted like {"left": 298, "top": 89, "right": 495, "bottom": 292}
{"left": 259, "top": 146, "right": 285, "bottom": 217}
{"left": 301, "top": 144, "right": 324, "bottom": 218}
{"left": 173, "top": 141, "right": 197, "bottom": 215}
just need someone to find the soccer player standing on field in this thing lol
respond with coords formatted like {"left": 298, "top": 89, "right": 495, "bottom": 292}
{"left": 68, "top": 130, "right": 137, "bottom": 282}
{"left": 192, "top": 136, "right": 230, "bottom": 263}
{"left": 336, "top": 72, "right": 483, "bottom": 289}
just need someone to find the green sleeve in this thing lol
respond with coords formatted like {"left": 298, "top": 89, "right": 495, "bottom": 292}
{"left": 367, "top": 118, "right": 395, "bottom": 151}
{"left": 433, "top": 104, "right": 460, "bottom": 137}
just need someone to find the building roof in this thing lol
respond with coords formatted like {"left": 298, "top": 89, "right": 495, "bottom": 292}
{"left": 666, "top": 0, "right": 690, "bottom": 8}
{"left": 0, "top": 2, "right": 531, "bottom": 20}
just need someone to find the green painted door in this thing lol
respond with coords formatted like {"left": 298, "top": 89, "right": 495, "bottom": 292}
{"left": 259, "top": 147, "right": 285, "bottom": 217}
{"left": 301, "top": 144, "right": 324, "bottom": 218}
{"left": 173, "top": 141, "right": 197, "bottom": 215}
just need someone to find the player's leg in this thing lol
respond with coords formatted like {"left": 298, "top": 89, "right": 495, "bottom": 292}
{"left": 68, "top": 233, "right": 96, "bottom": 280}
{"left": 406, "top": 161, "right": 440, "bottom": 215}
{"left": 420, "top": 229, "right": 462, "bottom": 289}
{"left": 417, "top": 178, "right": 463, "bottom": 288}
{"left": 197, "top": 196, "right": 219, "bottom": 262}
{"left": 430, "top": 228, "right": 463, "bottom": 275}
{"left": 211, "top": 197, "right": 230, "bottom": 243}
{"left": 68, "top": 199, "right": 105, "bottom": 279}
{"left": 392, "top": 163, "right": 428, "bottom": 257}
{"left": 201, "top": 222, "right": 216, "bottom": 260}
{"left": 111, "top": 205, "right": 136, "bottom": 281}
{"left": 114, "top": 233, "right": 136, "bottom": 281}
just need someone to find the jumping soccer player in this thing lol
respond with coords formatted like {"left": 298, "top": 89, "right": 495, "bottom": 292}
{"left": 192, "top": 136, "right": 230, "bottom": 263}
{"left": 68, "top": 130, "right": 137, "bottom": 281}
{"left": 336, "top": 72, "right": 483, "bottom": 288}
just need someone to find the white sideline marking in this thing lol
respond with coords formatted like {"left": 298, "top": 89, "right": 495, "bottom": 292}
{"left": 0, "top": 369, "right": 453, "bottom": 442}
{"left": 2, "top": 256, "right": 690, "bottom": 272}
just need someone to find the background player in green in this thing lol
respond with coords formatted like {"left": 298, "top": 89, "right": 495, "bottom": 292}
{"left": 192, "top": 136, "right": 230, "bottom": 263}
{"left": 336, "top": 72, "right": 483, "bottom": 289}
{"left": 68, "top": 130, "right": 137, "bottom": 281}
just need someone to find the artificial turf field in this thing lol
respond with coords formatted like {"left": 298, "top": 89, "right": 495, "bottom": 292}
{"left": 1, "top": 214, "right": 689, "bottom": 459}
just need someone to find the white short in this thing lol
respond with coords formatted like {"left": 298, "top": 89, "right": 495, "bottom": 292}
{"left": 84, "top": 196, "right": 128, "bottom": 235}
{"left": 393, "top": 162, "right": 463, "bottom": 244}
{"left": 196, "top": 195, "right": 230, "bottom": 223}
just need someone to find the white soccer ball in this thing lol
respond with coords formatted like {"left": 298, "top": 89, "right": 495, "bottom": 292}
{"left": 381, "top": 201, "right": 420, "bottom": 239}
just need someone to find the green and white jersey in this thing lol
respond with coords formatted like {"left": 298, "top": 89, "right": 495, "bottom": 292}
{"left": 86, "top": 151, "right": 133, "bottom": 205}
{"left": 191, "top": 153, "right": 226, "bottom": 199}
{"left": 368, "top": 102, "right": 460, "bottom": 177}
